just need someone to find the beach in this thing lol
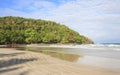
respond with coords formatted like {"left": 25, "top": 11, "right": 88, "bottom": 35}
{"left": 0, "top": 48, "right": 120, "bottom": 75}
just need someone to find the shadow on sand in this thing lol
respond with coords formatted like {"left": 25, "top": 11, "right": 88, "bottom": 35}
{"left": 0, "top": 52, "right": 25, "bottom": 57}
{"left": 0, "top": 58, "right": 37, "bottom": 68}
{"left": 0, "top": 52, "right": 37, "bottom": 75}
{"left": 0, "top": 66, "right": 30, "bottom": 75}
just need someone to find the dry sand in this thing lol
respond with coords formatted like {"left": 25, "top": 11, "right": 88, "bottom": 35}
{"left": 0, "top": 48, "right": 120, "bottom": 75}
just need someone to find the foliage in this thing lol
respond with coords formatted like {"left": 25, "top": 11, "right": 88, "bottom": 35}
{"left": 0, "top": 16, "right": 93, "bottom": 44}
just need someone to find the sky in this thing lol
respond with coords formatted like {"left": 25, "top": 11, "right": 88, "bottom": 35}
{"left": 0, "top": 0, "right": 120, "bottom": 43}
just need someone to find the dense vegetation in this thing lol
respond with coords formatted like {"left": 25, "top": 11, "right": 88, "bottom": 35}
{"left": 0, "top": 16, "right": 93, "bottom": 45}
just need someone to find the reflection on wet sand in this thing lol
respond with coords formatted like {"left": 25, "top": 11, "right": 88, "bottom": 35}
{"left": 16, "top": 47, "right": 80, "bottom": 62}
{"left": 29, "top": 49, "right": 80, "bottom": 62}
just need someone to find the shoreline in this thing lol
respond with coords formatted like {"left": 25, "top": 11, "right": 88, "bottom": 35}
{"left": 26, "top": 44, "right": 120, "bottom": 50}
{"left": 0, "top": 48, "right": 120, "bottom": 75}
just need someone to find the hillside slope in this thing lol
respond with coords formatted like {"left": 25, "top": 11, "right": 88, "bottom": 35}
{"left": 0, "top": 16, "right": 93, "bottom": 44}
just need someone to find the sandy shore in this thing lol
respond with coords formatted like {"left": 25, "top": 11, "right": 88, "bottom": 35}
{"left": 0, "top": 48, "right": 120, "bottom": 75}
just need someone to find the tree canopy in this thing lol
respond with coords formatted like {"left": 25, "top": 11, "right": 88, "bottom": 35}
{"left": 0, "top": 16, "right": 93, "bottom": 44}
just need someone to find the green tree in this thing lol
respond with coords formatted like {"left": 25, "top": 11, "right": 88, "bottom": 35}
{"left": 25, "top": 29, "right": 36, "bottom": 43}
{"left": 0, "top": 16, "right": 93, "bottom": 44}
{"left": 0, "top": 30, "right": 6, "bottom": 44}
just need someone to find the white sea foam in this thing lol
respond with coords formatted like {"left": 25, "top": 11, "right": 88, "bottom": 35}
{"left": 75, "top": 44, "right": 120, "bottom": 51}
{"left": 27, "top": 44, "right": 120, "bottom": 71}
{"left": 27, "top": 44, "right": 120, "bottom": 51}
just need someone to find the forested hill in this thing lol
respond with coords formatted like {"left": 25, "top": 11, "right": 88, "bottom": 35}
{"left": 0, "top": 16, "right": 93, "bottom": 44}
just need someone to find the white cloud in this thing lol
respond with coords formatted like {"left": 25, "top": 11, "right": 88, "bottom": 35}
{"left": 0, "top": 8, "right": 29, "bottom": 17}
{"left": 28, "top": 1, "right": 57, "bottom": 11}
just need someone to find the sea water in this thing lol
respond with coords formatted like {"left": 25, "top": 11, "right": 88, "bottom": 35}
{"left": 45, "top": 44, "right": 120, "bottom": 59}
{"left": 26, "top": 44, "right": 120, "bottom": 71}
{"left": 53, "top": 44, "right": 120, "bottom": 71}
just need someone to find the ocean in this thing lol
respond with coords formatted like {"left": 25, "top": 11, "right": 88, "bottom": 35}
{"left": 54, "top": 44, "right": 120, "bottom": 59}
{"left": 9, "top": 43, "right": 120, "bottom": 71}
{"left": 27, "top": 44, "right": 120, "bottom": 71}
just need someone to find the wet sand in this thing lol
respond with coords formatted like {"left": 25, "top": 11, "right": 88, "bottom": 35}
{"left": 77, "top": 55, "right": 120, "bottom": 71}
{"left": 0, "top": 48, "right": 120, "bottom": 75}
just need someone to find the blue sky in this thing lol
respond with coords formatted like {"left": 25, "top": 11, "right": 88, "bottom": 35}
{"left": 0, "top": 0, "right": 120, "bottom": 43}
